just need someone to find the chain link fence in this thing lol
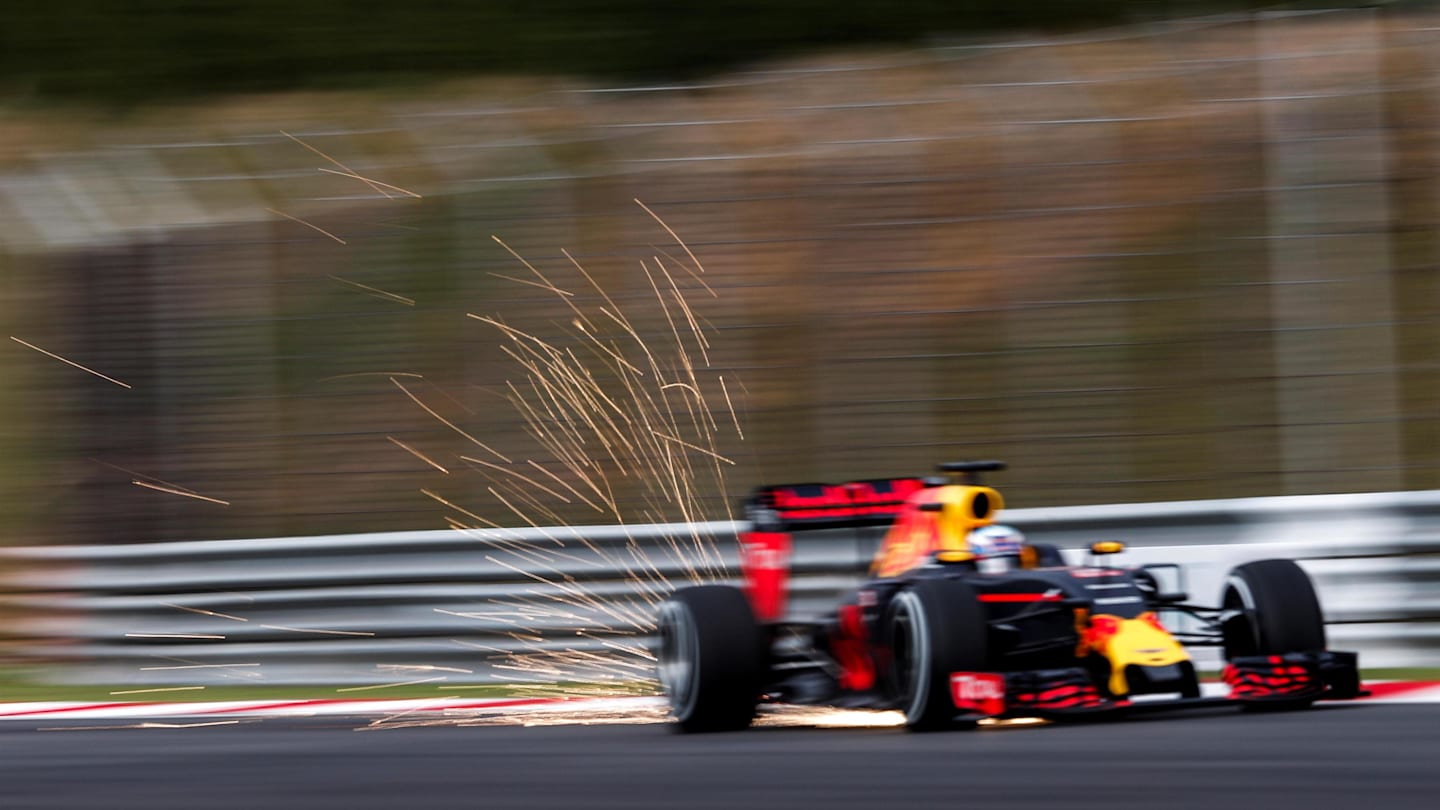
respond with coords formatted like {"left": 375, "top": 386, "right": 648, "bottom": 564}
{"left": 1, "top": 8, "right": 1437, "bottom": 546}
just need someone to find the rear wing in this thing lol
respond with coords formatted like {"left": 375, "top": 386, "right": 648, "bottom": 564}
{"left": 739, "top": 463, "right": 1006, "bottom": 622}
{"left": 742, "top": 477, "right": 927, "bottom": 532}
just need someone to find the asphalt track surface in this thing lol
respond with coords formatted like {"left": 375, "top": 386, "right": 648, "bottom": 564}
{"left": 3, "top": 704, "right": 1436, "bottom": 810}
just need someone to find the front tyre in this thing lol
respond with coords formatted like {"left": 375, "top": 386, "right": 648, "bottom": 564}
{"left": 1221, "top": 559, "right": 1326, "bottom": 658}
{"left": 885, "top": 578, "right": 988, "bottom": 731}
{"left": 1221, "top": 559, "right": 1326, "bottom": 711}
{"left": 656, "top": 585, "right": 766, "bottom": 732}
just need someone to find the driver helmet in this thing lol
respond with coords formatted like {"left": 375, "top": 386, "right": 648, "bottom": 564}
{"left": 968, "top": 524, "right": 1025, "bottom": 572}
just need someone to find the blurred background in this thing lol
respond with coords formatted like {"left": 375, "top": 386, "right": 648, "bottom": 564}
{"left": 8, "top": 1, "right": 1440, "bottom": 686}
{"left": 0, "top": 2, "right": 1437, "bottom": 685}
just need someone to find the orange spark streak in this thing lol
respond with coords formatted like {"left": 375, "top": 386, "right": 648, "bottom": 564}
{"left": 108, "top": 686, "right": 207, "bottom": 695}
{"left": 491, "top": 236, "right": 572, "bottom": 297}
{"left": 318, "top": 371, "right": 425, "bottom": 382}
{"left": 140, "top": 663, "right": 261, "bottom": 671}
{"left": 392, "top": 377, "right": 510, "bottom": 462}
{"left": 635, "top": 198, "right": 706, "bottom": 277}
{"left": 328, "top": 275, "right": 416, "bottom": 306}
{"left": 316, "top": 167, "right": 423, "bottom": 198}
{"left": 131, "top": 480, "right": 230, "bottom": 506}
{"left": 92, "top": 459, "right": 203, "bottom": 495}
{"left": 388, "top": 436, "right": 450, "bottom": 473}
{"left": 335, "top": 678, "right": 447, "bottom": 692}
{"left": 422, "top": 489, "right": 507, "bottom": 529}
{"left": 424, "top": 380, "right": 478, "bottom": 416}
{"left": 458, "top": 456, "right": 568, "bottom": 502}
{"left": 719, "top": 376, "right": 744, "bottom": 440}
{"left": 648, "top": 429, "right": 734, "bottom": 465}
{"left": 391, "top": 374, "right": 509, "bottom": 458}
{"left": 649, "top": 243, "right": 717, "bottom": 297}
{"left": 260, "top": 625, "right": 376, "bottom": 637}
{"left": 266, "top": 207, "right": 347, "bottom": 244}
{"left": 40, "top": 720, "right": 255, "bottom": 732}
{"left": 159, "top": 603, "right": 248, "bottom": 622}
{"left": 280, "top": 130, "right": 396, "bottom": 199}
{"left": 487, "top": 273, "right": 576, "bottom": 297}
{"left": 10, "top": 336, "right": 132, "bottom": 388}
{"left": 526, "top": 459, "right": 605, "bottom": 513}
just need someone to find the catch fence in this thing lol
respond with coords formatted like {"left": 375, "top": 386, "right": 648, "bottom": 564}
{"left": 1, "top": 9, "right": 1438, "bottom": 545}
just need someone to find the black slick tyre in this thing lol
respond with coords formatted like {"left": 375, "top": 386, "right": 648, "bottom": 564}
{"left": 656, "top": 585, "right": 765, "bottom": 732}
{"left": 1221, "top": 559, "right": 1326, "bottom": 657}
{"left": 1221, "top": 559, "right": 1326, "bottom": 711}
{"left": 884, "top": 577, "right": 988, "bottom": 731}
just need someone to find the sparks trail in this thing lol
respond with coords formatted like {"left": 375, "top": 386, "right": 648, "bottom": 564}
{"left": 336, "top": 678, "right": 447, "bottom": 692}
{"left": 159, "top": 603, "right": 248, "bottom": 622}
{"left": 131, "top": 480, "right": 231, "bottom": 506}
{"left": 280, "top": 130, "right": 399, "bottom": 200}
{"left": 92, "top": 459, "right": 203, "bottom": 493}
{"left": 265, "top": 207, "right": 347, "bottom": 244}
{"left": 328, "top": 275, "right": 416, "bottom": 306}
{"left": 108, "top": 686, "right": 207, "bottom": 696}
{"left": 318, "top": 371, "right": 425, "bottom": 383}
{"left": 10, "top": 336, "right": 132, "bottom": 388}
{"left": 428, "top": 202, "right": 741, "bottom": 692}
{"left": 260, "top": 625, "right": 377, "bottom": 637}
{"left": 377, "top": 664, "right": 476, "bottom": 675}
{"left": 389, "top": 436, "right": 450, "bottom": 473}
{"left": 393, "top": 377, "right": 510, "bottom": 462}
{"left": 316, "top": 167, "right": 423, "bottom": 199}
{"left": 140, "top": 663, "right": 262, "bottom": 672}
{"left": 94, "top": 460, "right": 233, "bottom": 507}
{"left": 460, "top": 456, "right": 571, "bottom": 505}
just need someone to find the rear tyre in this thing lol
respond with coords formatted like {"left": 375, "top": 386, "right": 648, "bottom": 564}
{"left": 656, "top": 585, "right": 766, "bottom": 732}
{"left": 1220, "top": 559, "right": 1326, "bottom": 711}
{"left": 884, "top": 578, "right": 988, "bottom": 731}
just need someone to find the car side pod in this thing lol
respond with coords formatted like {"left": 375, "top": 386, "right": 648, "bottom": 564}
{"left": 1223, "top": 650, "right": 1363, "bottom": 703}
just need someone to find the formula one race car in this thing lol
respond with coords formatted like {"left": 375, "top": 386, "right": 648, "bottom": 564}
{"left": 656, "top": 461, "right": 1362, "bottom": 731}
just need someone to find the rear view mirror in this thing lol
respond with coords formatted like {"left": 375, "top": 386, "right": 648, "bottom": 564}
{"left": 1141, "top": 563, "right": 1188, "bottom": 605}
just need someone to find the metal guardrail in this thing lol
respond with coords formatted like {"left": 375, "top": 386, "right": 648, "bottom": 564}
{"left": 1008, "top": 490, "right": 1440, "bottom": 672}
{"left": 2, "top": 491, "right": 1438, "bottom": 685}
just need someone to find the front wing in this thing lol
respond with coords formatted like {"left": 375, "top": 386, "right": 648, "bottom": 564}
{"left": 953, "top": 651, "right": 1362, "bottom": 720}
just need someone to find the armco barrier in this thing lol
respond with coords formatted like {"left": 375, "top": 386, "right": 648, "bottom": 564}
{"left": 1, "top": 491, "right": 1437, "bottom": 685}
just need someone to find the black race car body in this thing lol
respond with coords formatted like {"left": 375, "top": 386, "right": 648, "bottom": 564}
{"left": 656, "top": 461, "right": 1362, "bottom": 731}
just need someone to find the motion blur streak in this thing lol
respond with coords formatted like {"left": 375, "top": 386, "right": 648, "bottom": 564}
{"left": 4, "top": 9, "right": 1434, "bottom": 553}
{"left": 6, "top": 707, "right": 1440, "bottom": 810}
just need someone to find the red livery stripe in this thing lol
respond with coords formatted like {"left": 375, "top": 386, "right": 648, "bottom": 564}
{"left": 978, "top": 593, "right": 1063, "bottom": 603}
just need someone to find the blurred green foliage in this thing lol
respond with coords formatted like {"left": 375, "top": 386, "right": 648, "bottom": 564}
{"left": 0, "top": 1, "right": 1264, "bottom": 103}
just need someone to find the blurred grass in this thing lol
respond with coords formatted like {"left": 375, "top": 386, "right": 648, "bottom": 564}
{"left": 1363, "top": 668, "right": 1440, "bottom": 681}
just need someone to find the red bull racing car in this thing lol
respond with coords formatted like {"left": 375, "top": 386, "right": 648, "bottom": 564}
{"left": 656, "top": 461, "right": 1362, "bottom": 731}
